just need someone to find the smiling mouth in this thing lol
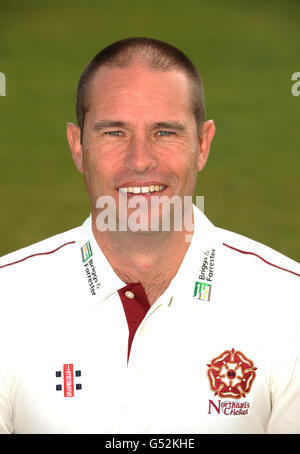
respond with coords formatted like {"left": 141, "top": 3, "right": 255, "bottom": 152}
{"left": 118, "top": 185, "right": 166, "bottom": 195}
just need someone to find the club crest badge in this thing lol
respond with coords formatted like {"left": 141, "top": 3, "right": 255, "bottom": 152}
{"left": 207, "top": 348, "right": 257, "bottom": 399}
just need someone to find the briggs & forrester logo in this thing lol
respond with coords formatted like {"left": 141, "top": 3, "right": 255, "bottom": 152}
{"left": 81, "top": 240, "right": 101, "bottom": 295}
{"left": 193, "top": 248, "right": 216, "bottom": 301}
{"left": 81, "top": 240, "right": 93, "bottom": 262}
{"left": 193, "top": 281, "right": 211, "bottom": 301}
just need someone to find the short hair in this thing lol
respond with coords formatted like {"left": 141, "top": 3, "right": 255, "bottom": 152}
{"left": 76, "top": 37, "right": 206, "bottom": 142}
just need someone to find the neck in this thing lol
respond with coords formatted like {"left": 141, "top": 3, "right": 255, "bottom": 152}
{"left": 91, "top": 214, "right": 193, "bottom": 305}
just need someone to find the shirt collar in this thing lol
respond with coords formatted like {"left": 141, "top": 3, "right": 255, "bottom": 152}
{"left": 77, "top": 216, "right": 125, "bottom": 301}
{"left": 77, "top": 204, "right": 222, "bottom": 304}
{"left": 156, "top": 204, "right": 223, "bottom": 305}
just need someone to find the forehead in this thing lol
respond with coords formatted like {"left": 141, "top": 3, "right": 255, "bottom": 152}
{"left": 86, "top": 62, "right": 194, "bottom": 120}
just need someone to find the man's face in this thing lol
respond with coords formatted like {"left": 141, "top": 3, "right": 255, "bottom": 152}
{"left": 68, "top": 61, "right": 214, "bottom": 231}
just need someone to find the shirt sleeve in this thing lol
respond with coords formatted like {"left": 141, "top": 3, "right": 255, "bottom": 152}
{"left": 0, "top": 354, "right": 14, "bottom": 434}
{"left": 267, "top": 327, "right": 300, "bottom": 433}
{"left": 0, "top": 273, "right": 14, "bottom": 434}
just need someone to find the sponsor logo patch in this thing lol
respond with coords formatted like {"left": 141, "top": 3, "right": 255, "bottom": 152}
{"left": 194, "top": 248, "right": 216, "bottom": 301}
{"left": 81, "top": 240, "right": 101, "bottom": 295}
{"left": 199, "top": 248, "right": 215, "bottom": 282}
{"left": 81, "top": 240, "right": 93, "bottom": 262}
{"left": 193, "top": 281, "right": 212, "bottom": 301}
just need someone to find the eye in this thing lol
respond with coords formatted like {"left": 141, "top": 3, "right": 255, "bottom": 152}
{"left": 105, "top": 130, "right": 122, "bottom": 136}
{"left": 157, "top": 130, "right": 175, "bottom": 136}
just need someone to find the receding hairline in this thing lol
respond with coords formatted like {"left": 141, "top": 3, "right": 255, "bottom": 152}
{"left": 85, "top": 56, "right": 196, "bottom": 107}
{"left": 76, "top": 38, "right": 206, "bottom": 140}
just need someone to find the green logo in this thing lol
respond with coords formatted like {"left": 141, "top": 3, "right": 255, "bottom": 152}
{"left": 193, "top": 281, "right": 211, "bottom": 301}
{"left": 81, "top": 240, "right": 93, "bottom": 262}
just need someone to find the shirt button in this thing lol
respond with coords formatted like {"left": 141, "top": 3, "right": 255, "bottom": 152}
{"left": 125, "top": 291, "right": 135, "bottom": 299}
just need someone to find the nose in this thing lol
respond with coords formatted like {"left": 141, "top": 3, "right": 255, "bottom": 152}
{"left": 125, "top": 136, "right": 158, "bottom": 174}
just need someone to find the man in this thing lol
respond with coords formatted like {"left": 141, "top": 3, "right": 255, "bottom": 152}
{"left": 0, "top": 37, "right": 299, "bottom": 434}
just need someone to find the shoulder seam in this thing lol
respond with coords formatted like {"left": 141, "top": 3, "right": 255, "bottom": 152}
{"left": 0, "top": 241, "right": 76, "bottom": 270}
{"left": 223, "top": 242, "right": 300, "bottom": 277}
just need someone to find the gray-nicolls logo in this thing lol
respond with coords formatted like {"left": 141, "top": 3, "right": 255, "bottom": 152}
{"left": 0, "top": 73, "right": 6, "bottom": 96}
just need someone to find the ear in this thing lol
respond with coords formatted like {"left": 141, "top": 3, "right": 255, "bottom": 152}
{"left": 66, "top": 122, "right": 83, "bottom": 172}
{"left": 197, "top": 120, "right": 216, "bottom": 171}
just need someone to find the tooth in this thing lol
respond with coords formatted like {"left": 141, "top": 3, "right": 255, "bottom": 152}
{"left": 124, "top": 185, "right": 165, "bottom": 194}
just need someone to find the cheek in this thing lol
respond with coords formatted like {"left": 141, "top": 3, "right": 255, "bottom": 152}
{"left": 83, "top": 137, "right": 127, "bottom": 172}
{"left": 82, "top": 151, "right": 98, "bottom": 184}
{"left": 176, "top": 157, "right": 199, "bottom": 195}
{"left": 173, "top": 150, "right": 198, "bottom": 179}
{"left": 81, "top": 149, "right": 108, "bottom": 198}
{"left": 82, "top": 143, "right": 108, "bottom": 175}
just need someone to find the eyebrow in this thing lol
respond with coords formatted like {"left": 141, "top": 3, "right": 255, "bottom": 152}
{"left": 93, "top": 120, "right": 187, "bottom": 132}
{"left": 152, "top": 121, "right": 186, "bottom": 132}
{"left": 93, "top": 120, "right": 129, "bottom": 130}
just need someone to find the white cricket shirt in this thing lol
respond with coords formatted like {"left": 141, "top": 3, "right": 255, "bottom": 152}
{"left": 0, "top": 206, "right": 299, "bottom": 434}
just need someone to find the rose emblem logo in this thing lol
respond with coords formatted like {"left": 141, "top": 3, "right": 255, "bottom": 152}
{"left": 207, "top": 348, "right": 257, "bottom": 399}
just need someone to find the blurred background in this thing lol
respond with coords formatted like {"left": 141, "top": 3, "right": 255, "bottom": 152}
{"left": 0, "top": 0, "right": 299, "bottom": 260}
